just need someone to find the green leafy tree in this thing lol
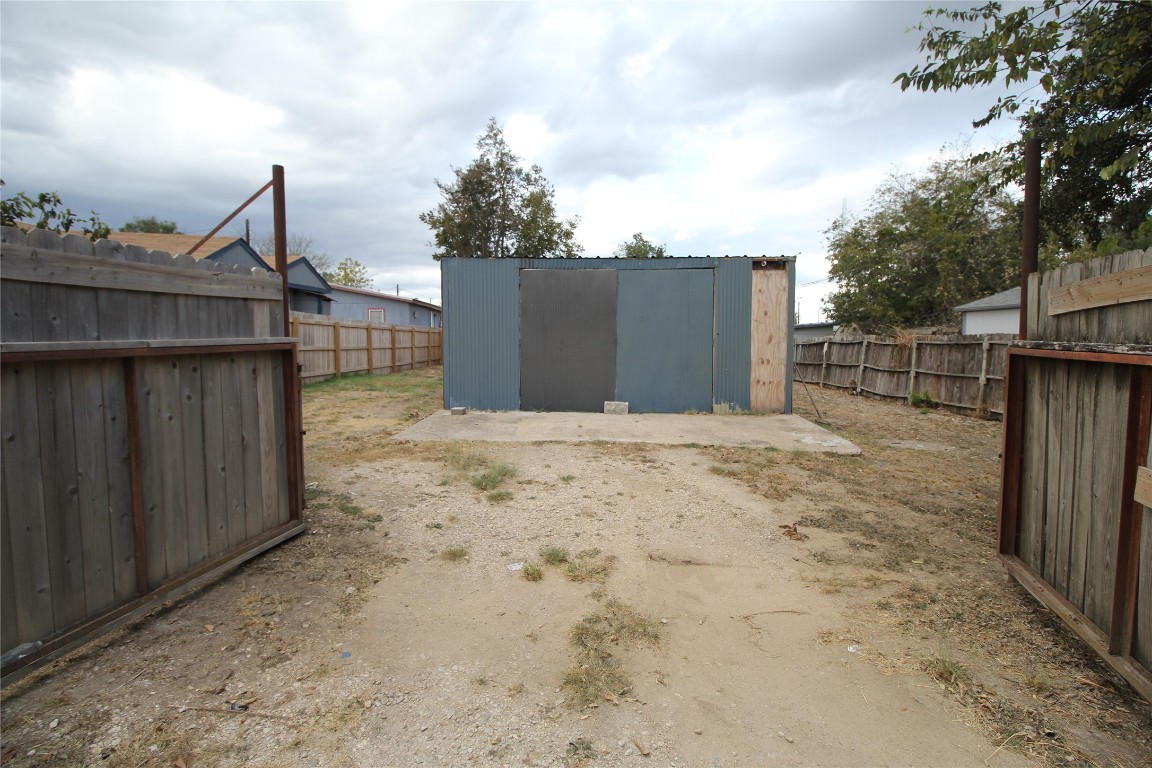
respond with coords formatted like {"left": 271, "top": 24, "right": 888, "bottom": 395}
{"left": 613, "top": 232, "right": 668, "bottom": 259}
{"left": 420, "top": 118, "right": 582, "bottom": 260}
{"left": 896, "top": 1, "right": 1152, "bottom": 251}
{"left": 326, "top": 257, "right": 373, "bottom": 289}
{"left": 1, "top": 181, "right": 111, "bottom": 240}
{"left": 824, "top": 150, "right": 1025, "bottom": 333}
{"left": 122, "top": 216, "right": 181, "bottom": 234}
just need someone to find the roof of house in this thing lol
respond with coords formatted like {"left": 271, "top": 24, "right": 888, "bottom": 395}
{"left": 328, "top": 283, "right": 441, "bottom": 311}
{"left": 103, "top": 231, "right": 241, "bottom": 257}
{"left": 954, "top": 286, "right": 1020, "bottom": 313}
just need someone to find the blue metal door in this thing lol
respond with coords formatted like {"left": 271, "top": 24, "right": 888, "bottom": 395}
{"left": 615, "top": 269, "right": 714, "bottom": 412}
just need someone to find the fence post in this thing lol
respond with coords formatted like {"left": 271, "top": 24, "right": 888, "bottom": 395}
{"left": 389, "top": 326, "right": 396, "bottom": 373}
{"left": 820, "top": 341, "right": 829, "bottom": 386}
{"left": 410, "top": 329, "right": 417, "bottom": 370}
{"left": 855, "top": 338, "right": 869, "bottom": 394}
{"left": 907, "top": 339, "right": 919, "bottom": 403}
{"left": 366, "top": 324, "right": 374, "bottom": 376}
{"left": 333, "top": 320, "right": 342, "bottom": 378}
{"left": 290, "top": 315, "right": 299, "bottom": 342}
{"left": 976, "top": 336, "right": 990, "bottom": 414}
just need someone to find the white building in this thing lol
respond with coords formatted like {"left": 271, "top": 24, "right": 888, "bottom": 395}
{"left": 954, "top": 287, "right": 1020, "bottom": 335}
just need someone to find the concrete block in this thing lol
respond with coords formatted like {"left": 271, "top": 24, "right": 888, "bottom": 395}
{"left": 450, "top": 406, "right": 468, "bottom": 415}
{"left": 604, "top": 401, "right": 629, "bottom": 415}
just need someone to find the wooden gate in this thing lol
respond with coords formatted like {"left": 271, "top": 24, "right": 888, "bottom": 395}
{"left": 1, "top": 226, "right": 305, "bottom": 683}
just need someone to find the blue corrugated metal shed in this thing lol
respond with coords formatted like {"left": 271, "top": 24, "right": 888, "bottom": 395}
{"left": 441, "top": 257, "right": 793, "bottom": 413}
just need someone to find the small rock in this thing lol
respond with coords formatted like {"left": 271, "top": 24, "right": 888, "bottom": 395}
{"left": 346, "top": 587, "right": 358, "bottom": 595}
{"left": 693, "top": 729, "right": 703, "bottom": 735}
{"left": 49, "top": 719, "right": 59, "bottom": 729}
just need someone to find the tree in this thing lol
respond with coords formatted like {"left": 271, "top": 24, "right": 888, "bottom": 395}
{"left": 823, "top": 150, "right": 1025, "bottom": 333}
{"left": 251, "top": 231, "right": 334, "bottom": 275}
{"left": 122, "top": 216, "right": 181, "bottom": 234}
{"left": 327, "top": 257, "right": 373, "bottom": 289}
{"left": 420, "top": 118, "right": 582, "bottom": 260}
{"left": 0, "top": 181, "right": 111, "bottom": 241}
{"left": 613, "top": 232, "right": 668, "bottom": 259}
{"left": 896, "top": 1, "right": 1152, "bottom": 251}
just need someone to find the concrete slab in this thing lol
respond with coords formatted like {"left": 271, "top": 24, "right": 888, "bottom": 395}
{"left": 393, "top": 410, "right": 861, "bottom": 453}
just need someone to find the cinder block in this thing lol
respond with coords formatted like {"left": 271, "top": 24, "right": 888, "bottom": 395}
{"left": 603, "top": 401, "right": 629, "bottom": 415}
{"left": 450, "top": 406, "right": 468, "bottom": 416}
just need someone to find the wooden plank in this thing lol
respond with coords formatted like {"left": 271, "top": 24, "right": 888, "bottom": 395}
{"left": 65, "top": 286, "right": 100, "bottom": 342}
{"left": 998, "top": 352, "right": 1025, "bottom": 556}
{"left": 1137, "top": 466, "right": 1152, "bottom": 508}
{"left": 155, "top": 358, "right": 189, "bottom": 580}
{"left": 1, "top": 280, "right": 34, "bottom": 342}
{"left": 1084, "top": 363, "right": 1125, "bottom": 632}
{"left": 1042, "top": 360, "right": 1066, "bottom": 588}
{"left": 238, "top": 353, "right": 264, "bottom": 539}
{"left": 102, "top": 360, "right": 136, "bottom": 603}
{"left": 1018, "top": 359, "right": 1049, "bottom": 571}
{"left": 1066, "top": 364, "right": 1095, "bottom": 611}
{"left": 269, "top": 352, "right": 290, "bottom": 525}
{"left": 201, "top": 357, "right": 230, "bottom": 559}
{"left": 29, "top": 283, "right": 70, "bottom": 342}
{"left": 750, "top": 267, "right": 788, "bottom": 411}
{"left": 1, "top": 363, "right": 55, "bottom": 646}
{"left": 1, "top": 244, "right": 284, "bottom": 300}
{"left": 1, "top": 475, "right": 21, "bottom": 651}
{"left": 135, "top": 359, "right": 167, "bottom": 588}
{"left": 1048, "top": 264, "right": 1152, "bottom": 316}
{"left": 40, "top": 361, "right": 89, "bottom": 629}
{"left": 1053, "top": 362, "right": 1079, "bottom": 597}
{"left": 221, "top": 355, "right": 248, "bottom": 549}
{"left": 181, "top": 356, "right": 210, "bottom": 567}
{"left": 70, "top": 360, "right": 116, "bottom": 616}
{"left": 256, "top": 354, "right": 281, "bottom": 531}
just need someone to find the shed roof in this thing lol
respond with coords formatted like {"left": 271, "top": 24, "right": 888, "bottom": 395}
{"left": 328, "top": 283, "right": 441, "bottom": 311}
{"left": 954, "top": 286, "right": 1020, "bottom": 312}
{"left": 103, "top": 231, "right": 239, "bottom": 256}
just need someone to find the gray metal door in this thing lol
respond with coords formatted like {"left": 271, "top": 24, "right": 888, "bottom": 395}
{"left": 616, "top": 269, "right": 714, "bottom": 412}
{"left": 519, "top": 269, "right": 617, "bottom": 412}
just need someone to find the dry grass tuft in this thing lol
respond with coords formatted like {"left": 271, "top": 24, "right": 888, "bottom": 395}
{"left": 440, "top": 546, "right": 468, "bottom": 562}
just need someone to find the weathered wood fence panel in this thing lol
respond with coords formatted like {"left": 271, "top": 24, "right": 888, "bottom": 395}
{"left": 0, "top": 226, "right": 304, "bottom": 683}
{"left": 1000, "top": 248, "right": 1152, "bottom": 701}
{"left": 794, "top": 334, "right": 1015, "bottom": 415}
{"left": 291, "top": 312, "right": 442, "bottom": 383}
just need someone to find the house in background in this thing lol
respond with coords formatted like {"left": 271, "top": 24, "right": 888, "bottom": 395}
{"left": 103, "top": 232, "right": 333, "bottom": 314}
{"left": 793, "top": 321, "right": 837, "bottom": 340}
{"left": 954, "top": 287, "right": 1020, "bottom": 335}
{"left": 327, "top": 284, "right": 442, "bottom": 327}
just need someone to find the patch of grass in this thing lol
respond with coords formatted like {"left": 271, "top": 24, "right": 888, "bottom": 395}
{"left": 472, "top": 462, "right": 517, "bottom": 491}
{"left": 562, "top": 599, "right": 661, "bottom": 708}
{"left": 709, "top": 464, "right": 741, "bottom": 477}
{"left": 566, "top": 737, "right": 597, "bottom": 763}
{"left": 539, "top": 546, "right": 570, "bottom": 565}
{"left": 522, "top": 563, "right": 544, "bottom": 581}
{"left": 440, "top": 546, "right": 468, "bottom": 562}
{"left": 564, "top": 549, "right": 614, "bottom": 583}
{"left": 473, "top": 676, "right": 488, "bottom": 686}
{"left": 446, "top": 446, "right": 487, "bottom": 472}
{"left": 426, "top": 522, "right": 444, "bottom": 529}
{"left": 925, "top": 655, "right": 971, "bottom": 687}
{"left": 506, "top": 682, "right": 525, "bottom": 697}
{"left": 486, "top": 490, "right": 513, "bottom": 503}
{"left": 560, "top": 474, "right": 576, "bottom": 483}
{"left": 302, "top": 368, "right": 442, "bottom": 397}
{"left": 909, "top": 391, "right": 940, "bottom": 409}
{"left": 1023, "top": 667, "right": 1052, "bottom": 694}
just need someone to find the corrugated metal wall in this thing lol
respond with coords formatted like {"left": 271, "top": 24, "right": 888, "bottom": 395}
{"left": 440, "top": 257, "right": 793, "bottom": 413}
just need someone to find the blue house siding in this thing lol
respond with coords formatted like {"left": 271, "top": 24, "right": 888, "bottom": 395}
{"left": 441, "top": 257, "right": 792, "bottom": 413}
{"left": 327, "top": 287, "right": 442, "bottom": 327}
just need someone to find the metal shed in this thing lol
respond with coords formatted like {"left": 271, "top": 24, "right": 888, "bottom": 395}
{"left": 441, "top": 256, "right": 794, "bottom": 414}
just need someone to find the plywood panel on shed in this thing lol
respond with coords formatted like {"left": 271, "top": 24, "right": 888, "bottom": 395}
{"left": 750, "top": 265, "right": 788, "bottom": 412}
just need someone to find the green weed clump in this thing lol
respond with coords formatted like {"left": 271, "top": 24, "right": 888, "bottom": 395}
{"left": 440, "top": 546, "right": 468, "bottom": 562}
{"left": 562, "top": 598, "right": 661, "bottom": 707}
{"left": 471, "top": 462, "right": 516, "bottom": 491}
{"left": 538, "top": 546, "right": 570, "bottom": 565}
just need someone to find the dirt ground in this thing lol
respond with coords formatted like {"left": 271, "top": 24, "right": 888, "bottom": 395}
{"left": 2, "top": 367, "right": 1150, "bottom": 767}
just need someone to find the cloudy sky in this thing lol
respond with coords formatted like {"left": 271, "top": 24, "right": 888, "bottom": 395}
{"left": 1, "top": 1, "right": 1022, "bottom": 321}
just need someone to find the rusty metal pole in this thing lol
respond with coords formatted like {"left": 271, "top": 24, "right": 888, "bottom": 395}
{"left": 272, "top": 164, "right": 290, "bottom": 338}
{"left": 1019, "top": 138, "right": 1040, "bottom": 339}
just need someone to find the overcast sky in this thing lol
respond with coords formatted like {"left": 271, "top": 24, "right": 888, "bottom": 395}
{"left": 1, "top": 1, "right": 1022, "bottom": 321}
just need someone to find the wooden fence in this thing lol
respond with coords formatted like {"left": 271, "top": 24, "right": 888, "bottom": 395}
{"left": 999, "top": 247, "right": 1152, "bottom": 701}
{"left": 291, "top": 311, "right": 442, "bottom": 383}
{"left": 0, "top": 226, "right": 305, "bottom": 683}
{"left": 794, "top": 334, "right": 1015, "bottom": 416}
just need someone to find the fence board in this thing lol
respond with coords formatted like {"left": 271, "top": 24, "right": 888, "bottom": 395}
{"left": 220, "top": 355, "right": 248, "bottom": 550}
{"left": 1084, "top": 364, "right": 1126, "bottom": 633}
{"left": 256, "top": 353, "right": 282, "bottom": 532}
{"left": 1135, "top": 429, "right": 1152, "bottom": 670}
{"left": 100, "top": 362, "right": 135, "bottom": 604}
{"left": 201, "top": 358, "right": 230, "bottom": 559}
{"left": 1067, "top": 366, "right": 1096, "bottom": 610}
{"left": 70, "top": 361, "right": 116, "bottom": 616}
{"left": 180, "top": 357, "right": 209, "bottom": 568}
{"left": 1, "top": 364, "right": 54, "bottom": 643}
{"left": 1019, "top": 360, "right": 1049, "bottom": 571}
{"left": 290, "top": 312, "right": 441, "bottom": 382}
